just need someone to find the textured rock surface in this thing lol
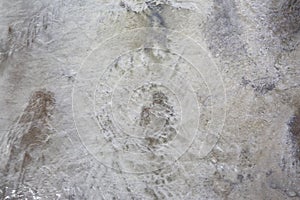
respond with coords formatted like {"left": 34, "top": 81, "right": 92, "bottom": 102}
{"left": 0, "top": 0, "right": 299, "bottom": 199}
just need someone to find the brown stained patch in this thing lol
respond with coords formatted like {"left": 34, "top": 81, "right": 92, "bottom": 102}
{"left": 212, "top": 172, "right": 234, "bottom": 198}
{"left": 139, "top": 91, "right": 168, "bottom": 128}
{"left": 22, "top": 152, "right": 32, "bottom": 169}
{"left": 3, "top": 89, "right": 55, "bottom": 187}
{"left": 152, "top": 91, "right": 168, "bottom": 105}
{"left": 19, "top": 90, "right": 55, "bottom": 124}
{"left": 288, "top": 109, "right": 300, "bottom": 160}
{"left": 140, "top": 106, "right": 151, "bottom": 127}
{"left": 145, "top": 136, "right": 159, "bottom": 147}
{"left": 17, "top": 89, "right": 55, "bottom": 149}
{"left": 139, "top": 91, "right": 177, "bottom": 148}
{"left": 20, "top": 126, "right": 46, "bottom": 149}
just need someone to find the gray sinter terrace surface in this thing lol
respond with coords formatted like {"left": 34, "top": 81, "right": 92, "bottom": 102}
{"left": 0, "top": 0, "right": 300, "bottom": 199}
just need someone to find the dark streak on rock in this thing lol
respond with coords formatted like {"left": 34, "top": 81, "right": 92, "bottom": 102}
{"left": 288, "top": 108, "right": 300, "bottom": 161}
{"left": 145, "top": 1, "right": 166, "bottom": 28}
{"left": 251, "top": 82, "right": 276, "bottom": 94}
{"left": 204, "top": 0, "right": 246, "bottom": 58}
{"left": 242, "top": 77, "right": 276, "bottom": 94}
{"left": 149, "top": 11, "right": 166, "bottom": 27}
{"left": 0, "top": 26, "right": 14, "bottom": 75}
{"left": 237, "top": 174, "right": 244, "bottom": 183}
{"left": 268, "top": 0, "right": 300, "bottom": 51}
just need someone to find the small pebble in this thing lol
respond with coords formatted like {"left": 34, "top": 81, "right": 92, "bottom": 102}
{"left": 286, "top": 190, "right": 297, "bottom": 197}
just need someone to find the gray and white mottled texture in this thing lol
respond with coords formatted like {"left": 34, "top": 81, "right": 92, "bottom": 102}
{"left": 0, "top": 0, "right": 299, "bottom": 199}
